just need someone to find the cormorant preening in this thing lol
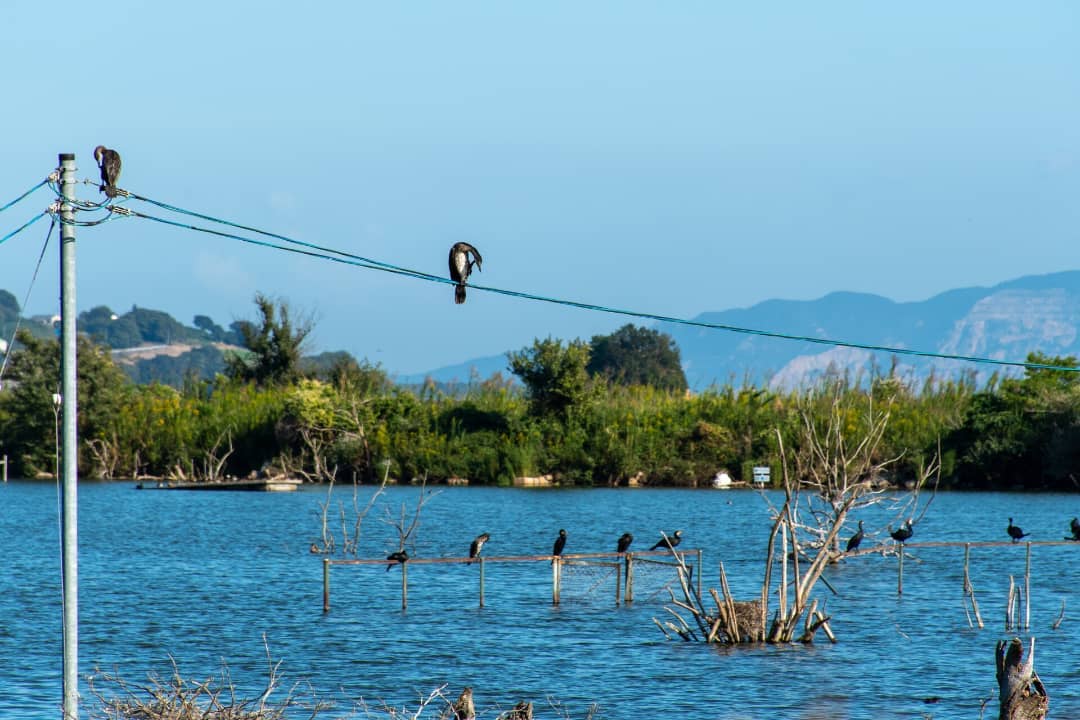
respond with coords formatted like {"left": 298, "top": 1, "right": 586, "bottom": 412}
{"left": 93, "top": 145, "right": 121, "bottom": 198}
{"left": 451, "top": 686, "right": 475, "bottom": 720}
{"left": 386, "top": 550, "right": 409, "bottom": 571}
{"left": 889, "top": 520, "right": 913, "bottom": 544}
{"left": 845, "top": 520, "right": 865, "bottom": 553}
{"left": 551, "top": 529, "right": 567, "bottom": 563}
{"left": 468, "top": 532, "right": 490, "bottom": 563}
{"left": 616, "top": 532, "right": 634, "bottom": 554}
{"left": 1007, "top": 518, "right": 1029, "bottom": 543}
{"left": 1069, "top": 517, "right": 1080, "bottom": 541}
{"left": 650, "top": 529, "right": 683, "bottom": 551}
{"left": 448, "top": 242, "right": 483, "bottom": 304}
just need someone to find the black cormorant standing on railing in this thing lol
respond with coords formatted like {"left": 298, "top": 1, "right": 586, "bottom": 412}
{"left": 650, "top": 529, "right": 683, "bottom": 551}
{"left": 845, "top": 520, "right": 865, "bottom": 553}
{"left": 889, "top": 520, "right": 913, "bottom": 545}
{"left": 616, "top": 532, "right": 634, "bottom": 553}
{"left": 551, "top": 529, "right": 567, "bottom": 563}
{"left": 1007, "top": 518, "right": 1029, "bottom": 543}
{"left": 448, "top": 242, "right": 483, "bottom": 304}
{"left": 386, "top": 550, "right": 409, "bottom": 571}
{"left": 93, "top": 145, "right": 122, "bottom": 198}
{"left": 468, "top": 532, "right": 490, "bottom": 563}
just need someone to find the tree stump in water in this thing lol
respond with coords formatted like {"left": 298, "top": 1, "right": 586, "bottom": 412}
{"left": 995, "top": 637, "right": 1048, "bottom": 720}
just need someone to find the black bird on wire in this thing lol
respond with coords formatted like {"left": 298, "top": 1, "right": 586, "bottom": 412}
{"left": 551, "top": 529, "right": 567, "bottom": 564}
{"left": 1068, "top": 517, "right": 1080, "bottom": 541}
{"left": 386, "top": 550, "right": 409, "bottom": 571}
{"left": 1007, "top": 518, "right": 1030, "bottom": 543}
{"left": 93, "top": 145, "right": 122, "bottom": 198}
{"left": 448, "top": 242, "right": 483, "bottom": 304}
{"left": 650, "top": 529, "right": 683, "bottom": 551}
{"left": 845, "top": 520, "right": 865, "bottom": 553}
{"left": 468, "top": 532, "right": 490, "bottom": 563}
{"left": 889, "top": 520, "right": 913, "bottom": 545}
{"left": 616, "top": 532, "right": 634, "bottom": 554}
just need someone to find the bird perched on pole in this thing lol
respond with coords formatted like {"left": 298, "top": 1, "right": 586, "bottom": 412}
{"left": 616, "top": 532, "right": 634, "bottom": 554}
{"left": 93, "top": 145, "right": 122, "bottom": 198}
{"left": 1007, "top": 518, "right": 1029, "bottom": 543}
{"left": 1068, "top": 517, "right": 1080, "bottom": 541}
{"left": 889, "top": 520, "right": 913, "bottom": 545}
{"left": 650, "top": 529, "right": 683, "bottom": 551}
{"left": 468, "top": 532, "right": 490, "bottom": 563}
{"left": 551, "top": 529, "right": 567, "bottom": 564}
{"left": 448, "top": 242, "right": 482, "bottom": 304}
{"left": 845, "top": 520, "right": 865, "bottom": 553}
{"left": 385, "top": 550, "right": 409, "bottom": 571}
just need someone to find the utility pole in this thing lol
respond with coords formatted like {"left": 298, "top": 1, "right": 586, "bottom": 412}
{"left": 58, "top": 153, "right": 79, "bottom": 720}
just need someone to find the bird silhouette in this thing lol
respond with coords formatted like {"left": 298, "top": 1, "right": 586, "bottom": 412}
{"left": 889, "top": 520, "right": 913, "bottom": 544}
{"left": 468, "top": 532, "right": 490, "bottom": 563}
{"left": 650, "top": 529, "right": 683, "bottom": 551}
{"left": 448, "top": 242, "right": 483, "bottom": 304}
{"left": 1007, "top": 518, "right": 1029, "bottom": 543}
{"left": 386, "top": 550, "right": 409, "bottom": 571}
{"left": 845, "top": 520, "right": 865, "bottom": 553}
{"left": 616, "top": 532, "right": 634, "bottom": 553}
{"left": 93, "top": 145, "right": 122, "bottom": 198}
{"left": 551, "top": 529, "right": 567, "bottom": 564}
{"left": 1069, "top": 517, "right": 1080, "bottom": 541}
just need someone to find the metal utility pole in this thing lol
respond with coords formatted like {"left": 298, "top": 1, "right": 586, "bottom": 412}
{"left": 58, "top": 153, "right": 79, "bottom": 720}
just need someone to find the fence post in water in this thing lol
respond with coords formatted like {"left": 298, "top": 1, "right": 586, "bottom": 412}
{"left": 401, "top": 562, "right": 408, "bottom": 611}
{"left": 897, "top": 548, "right": 904, "bottom": 596}
{"left": 322, "top": 558, "right": 330, "bottom": 613}
{"left": 1024, "top": 542, "right": 1031, "bottom": 631}
{"left": 552, "top": 557, "right": 561, "bottom": 606}
{"left": 1, "top": 454, "right": 6, "bottom": 482}
{"left": 624, "top": 553, "right": 634, "bottom": 604}
{"left": 479, "top": 557, "right": 486, "bottom": 608}
{"left": 615, "top": 560, "right": 621, "bottom": 606}
{"left": 697, "top": 549, "right": 703, "bottom": 599}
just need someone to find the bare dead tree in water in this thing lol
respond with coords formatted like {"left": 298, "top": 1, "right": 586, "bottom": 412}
{"left": 313, "top": 462, "right": 390, "bottom": 556}
{"left": 657, "top": 387, "right": 939, "bottom": 645}
{"left": 382, "top": 473, "right": 440, "bottom": 556}
{"left": 996, "top": 637, "right": 1048, "bottom": 720}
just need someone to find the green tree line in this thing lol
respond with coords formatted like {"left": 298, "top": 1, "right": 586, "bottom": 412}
{"left": 1, "top": 295, "right": 1077, "bottom": 490}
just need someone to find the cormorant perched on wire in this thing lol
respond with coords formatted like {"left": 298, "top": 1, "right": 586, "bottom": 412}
{"left": 845, "top": 520, "right": 865, "bottom": 553}
{"left": 1007, "top": 518, "right": 1029, "bottom": 543}
{"left": 448, "top": 242, "right": 483, "bottom": 304}
{"left": 1069, "top": 517, "right": 1080, "bottom": 541}
{"left": 551, "top": 529, "right": 567, "bottom": 563}
{"left": 93, "top": 145, "right": 121, "bottom": 198}
{"left": 616, "top": 532, "right": 634, "bottom": 553}
{"left": 650, "top": 529, "right": 683, "bottom": 551}
{"left": 468, "top": 532, "right": 490, "bottom": 563}
{"left": 384, "top": 548, "right": 408, "bottom": 569}
{"left": 889, "top": 520, "right": 913, "bottom": 545}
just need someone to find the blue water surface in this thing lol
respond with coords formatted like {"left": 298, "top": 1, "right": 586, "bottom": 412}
{"left": 1, "top": 481, "right": 1078, "bottom": 719}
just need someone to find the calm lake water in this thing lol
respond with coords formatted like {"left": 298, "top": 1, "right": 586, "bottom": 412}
{"left": 1, "top": 480, "right": 1078, "bottom": 719}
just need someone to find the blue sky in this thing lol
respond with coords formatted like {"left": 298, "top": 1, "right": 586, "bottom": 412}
{"left": 2, "top": 2, "right": 1079, "bottom": 376}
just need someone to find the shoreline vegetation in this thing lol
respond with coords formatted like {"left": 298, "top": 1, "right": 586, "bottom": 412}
{"left": 2, "top": 295, "right": 1079, "bottom": 492}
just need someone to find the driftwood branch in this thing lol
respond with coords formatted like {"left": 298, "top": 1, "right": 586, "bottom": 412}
{"left": 995, "top": 637, "right": 1048, "bottom": 720}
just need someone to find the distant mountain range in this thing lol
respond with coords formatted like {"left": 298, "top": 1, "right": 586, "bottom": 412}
{"left": 7, "top": 270, "right": 1079, "bottom": 390}
{"left": 408, "top": 271, "right": 1080, "bottom": 391}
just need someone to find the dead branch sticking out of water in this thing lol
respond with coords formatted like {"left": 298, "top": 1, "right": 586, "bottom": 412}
{"left": 995, "top": 637, "right": 1048, "bottom": 720}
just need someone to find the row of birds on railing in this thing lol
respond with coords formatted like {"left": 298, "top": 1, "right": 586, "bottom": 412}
{"left": 381, "top": 529, "right": 684, "bottom": 571}
{"left": 843, "top": 516, "right": 1080, "bottom": 553}
{"left": 88, "top": 145, "right": 486, "bottom": 306}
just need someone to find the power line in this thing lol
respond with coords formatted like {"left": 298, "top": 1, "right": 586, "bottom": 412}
{"left": 1, "top": 211, "right": 50, "bottom": 247}
{"left": 97, "top": 188, "right": 1080, "bottom": 375}
{"left": 0, "top": 217, "right": 56, "bottom": 386}
{"left": 0, "top": 178, "right": 49, "bottom": 214}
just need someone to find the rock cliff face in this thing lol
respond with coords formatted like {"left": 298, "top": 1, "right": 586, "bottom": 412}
{"left": 667, "top": 271, "right": 1080, "bottom": 390}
